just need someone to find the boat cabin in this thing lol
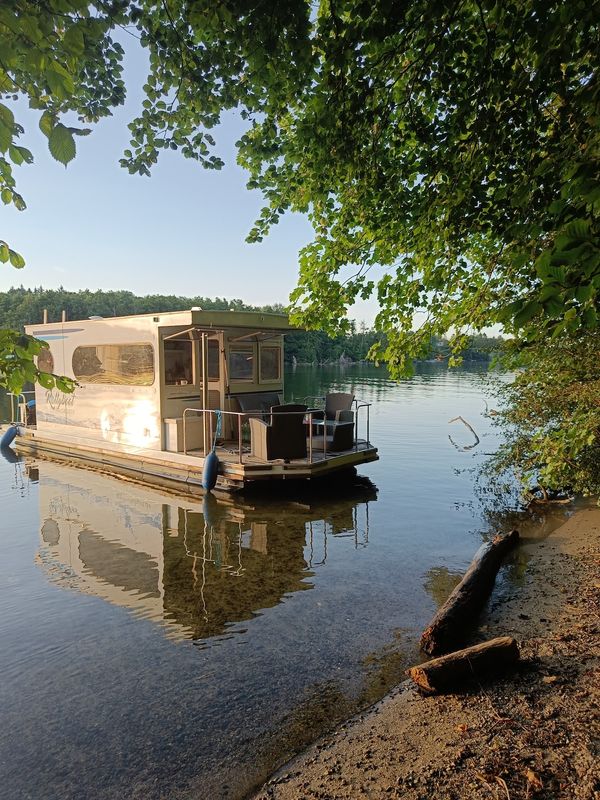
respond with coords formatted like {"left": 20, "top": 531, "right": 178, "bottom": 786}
{"left": 16, "top": 310, "right": 378, "bottom": 490}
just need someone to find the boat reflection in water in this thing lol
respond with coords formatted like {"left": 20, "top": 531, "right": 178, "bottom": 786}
{"left": 33, "top": 461, "right": 377, "bottom": 644}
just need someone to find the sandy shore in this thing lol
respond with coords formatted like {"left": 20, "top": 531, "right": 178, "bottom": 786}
{"left": 254, "top": 508, "right": 600, "bottom": 800}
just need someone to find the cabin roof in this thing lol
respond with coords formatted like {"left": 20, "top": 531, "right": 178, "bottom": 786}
{"left": 26, "top": 308, "right": 298, "bottom": 333}
{"left": 189, "top": 309, "right": 295, "bottom": 331}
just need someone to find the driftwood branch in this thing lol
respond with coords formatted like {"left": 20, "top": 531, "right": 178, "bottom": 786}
{"left": 482, "top": 400, "right": 499, "bottom": 417}
{"left": 448, "top": 415, "right": 480, "bottom": 451}
{"left": 407, "top": 636, "right": 520, "bottom": 694}
{"left": 420, "top": 529, "right": 520, "bottom": 656}
{"left": 525, "top": 485, "right": 574, "bottom": 507}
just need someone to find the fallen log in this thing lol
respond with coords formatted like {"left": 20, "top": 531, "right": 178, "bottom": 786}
{"left": 420, "top": 529, "right": 519, "bottom": 656}
{"left": 407, "top": 636, "right": 520, "bottom": 695}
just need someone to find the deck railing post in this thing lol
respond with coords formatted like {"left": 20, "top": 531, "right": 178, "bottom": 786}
{"left": 179, "top": 402, "right": 370, "bottom": 472}
{"left": 201, "top": 333, "right": 208, "bottom": 457}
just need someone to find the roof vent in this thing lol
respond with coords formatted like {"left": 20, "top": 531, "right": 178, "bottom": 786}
{"left": 190, "top": 306, "right": 202, "bottom": 311}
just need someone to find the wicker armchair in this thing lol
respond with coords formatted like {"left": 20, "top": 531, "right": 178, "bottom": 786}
{"left": 249, "top": 404, "right": 308, "bottom": 461}
{"left": 311, "top": 393, "right": 355, "bottom": 447}
{"left": 324, "top": 392, "right": 355, "bottom": 423}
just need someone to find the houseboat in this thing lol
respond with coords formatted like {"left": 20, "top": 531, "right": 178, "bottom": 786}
{"left": 8, "top": 309, "right": 377, "bottom": 491}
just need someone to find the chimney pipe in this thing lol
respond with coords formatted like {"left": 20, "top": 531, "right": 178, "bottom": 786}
{"left": 43, "top": 308, "right": 48, "bottom": 324}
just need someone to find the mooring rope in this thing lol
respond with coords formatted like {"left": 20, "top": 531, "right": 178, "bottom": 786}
{"left": 212, "top": 409, "right": 222, "bottom": 451}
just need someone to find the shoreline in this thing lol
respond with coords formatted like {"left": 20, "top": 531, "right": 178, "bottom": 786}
{"left": 253, "top": 507, "right": 600, "bottom": 800}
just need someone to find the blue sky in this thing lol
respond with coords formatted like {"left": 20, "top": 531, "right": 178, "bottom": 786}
{"left": 2, "top": 37, "right": 380, "bottom": 325}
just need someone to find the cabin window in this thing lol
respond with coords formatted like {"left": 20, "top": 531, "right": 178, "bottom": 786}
{"left": 260, "top": 345, "right": 281, "bottom": 382}
{"left": 37, "top": 346, "right": 54, "bottom": 374}
{"left": 164, "top": 340, "right": 194, "bottom": 386}
{"left": 72, "top": 343, "right": 154, "bottom": 385}
{"left": 229, "top": 345, "right": 254, "bottom": 381}
{"left": 207, "top": 339, "right": 220, "bottom": 381}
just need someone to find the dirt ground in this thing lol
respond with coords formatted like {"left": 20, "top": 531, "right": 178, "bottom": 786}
{"left": 254, "top": 508, "right": 600, "bottom": 800}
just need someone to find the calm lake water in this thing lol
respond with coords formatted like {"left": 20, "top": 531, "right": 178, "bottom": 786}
{"left": 0, "top": 364, "right": 566, "bottom": 799}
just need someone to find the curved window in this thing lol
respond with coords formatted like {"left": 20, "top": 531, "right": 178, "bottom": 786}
{"left": 72, "top": 343, "right": 154, "bottom": 385}
{"left": 37, "top": 347, "right": 54, "bottom": 374}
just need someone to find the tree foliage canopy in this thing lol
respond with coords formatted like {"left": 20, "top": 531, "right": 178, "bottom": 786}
{"left": 493, "top": 332, "right": 600, "bottom": 498}
{"left": 1, "top": 0, "right": 599, "bottom": 389}
{"left": 1, "top": 285, "right": 503, "bottom": 369}
{"left": 0, "top": 0, "right": 127, "bottom": 389}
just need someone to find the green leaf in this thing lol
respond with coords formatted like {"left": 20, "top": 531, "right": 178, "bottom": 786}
{"left": 8, "top": 249, "right": 25, "bottom": 268}
{"left": 48, "top": 123, "right": 76, "bottom": 166}
{"left": 582, "top": 308, "right": 597, "bottom": 327}
{"left": 0, "top": 102, "right": 14, "bottom": 129}
{"left": 544, "top": 297, "right": 565, "bottom": 317}
{"left": 45, "top": 63, "right": 75, "bottom": 100}
{"left": 0, "top": 243, "right": 9, "bottom": 262}
{"left": 39, "top": 111, "right": 54, "bottom": 139}
{"left": 563, "top": 219, "right": 590, "bottom": 240}
{"left": 514, "top": 300, "right": 541, "bottom": 328}
{"left": 8, "top": 145, "right": 23, "bottom": 165}
{"left": 534, "top": 251, "right": 552, "bottom": 277}
{"left": 55, "top": 375, "right": 76, "bottom": 393}
{"left": 37, "top": 372, "right": 54, "bottom": 389}
{"left": 1, "top": 187, "right": 12, "bottom": 204}
{"left": 539, "top": 284, "right": 559, "bottom": 302}
{"left": 63, "top": 25, "right": 85, "bottom": 56}
{"left": 575, "top": 284, "right": 594, "bottom": 303}
{"left": 0, "top": 119, "right": 11, "bottom": 153}
{"left": 15, "top": 146, "right": 34, "bottom": 164}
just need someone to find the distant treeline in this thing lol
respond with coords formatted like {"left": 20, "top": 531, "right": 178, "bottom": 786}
{"left": 0, "top": 287, "right": 503, "bottom": 364}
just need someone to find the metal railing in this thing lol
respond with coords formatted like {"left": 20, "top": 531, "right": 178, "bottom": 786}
{"left": 298, "top": 396, "right": 371, "bottom": 448}
{"left": 6, "top": 390, "right": 36, "bottom": 426}
{"left": 181, "top": 401, "right": 371, "bottom": 465}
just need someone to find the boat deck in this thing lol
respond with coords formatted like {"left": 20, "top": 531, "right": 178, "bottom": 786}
{"left": 10, "top": 426, "right": 378, "bottom": 492}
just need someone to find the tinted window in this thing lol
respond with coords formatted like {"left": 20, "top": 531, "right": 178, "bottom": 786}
{"left": 229, "top": 346, "right": 254, "bottom": 381}
{"left": 164, "top": 340, "right": 194, "bottom": 386}
{"left": 207, "top": 340, "right": 220, "bottom": 381}
{"left": 260, "top": 345, "right": 281, "bottom": 381}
